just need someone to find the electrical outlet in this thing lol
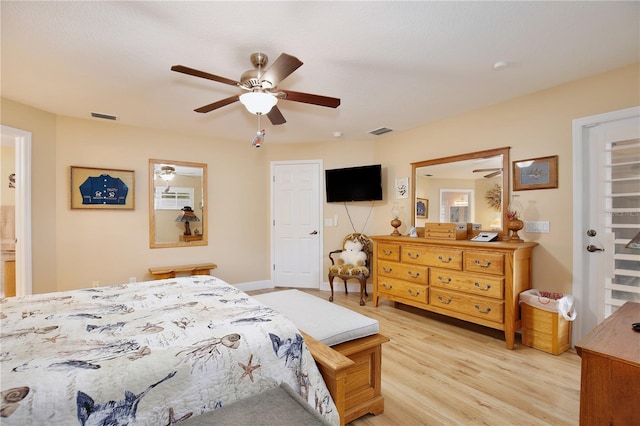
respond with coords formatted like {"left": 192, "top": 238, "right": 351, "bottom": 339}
{"left": 92, "top": 281, "right": 100, "bottom": 288}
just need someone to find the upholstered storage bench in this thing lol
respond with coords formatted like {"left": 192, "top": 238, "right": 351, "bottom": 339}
{"left": 253, "top": 290, "right": 389, "bottom": 425}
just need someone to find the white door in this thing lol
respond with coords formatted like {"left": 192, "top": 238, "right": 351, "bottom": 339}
{"left": 271, "top": 161, "right": 322, "bottom": 288}
{"left": 572, "top": 106, "right": 640, "bottom": 343}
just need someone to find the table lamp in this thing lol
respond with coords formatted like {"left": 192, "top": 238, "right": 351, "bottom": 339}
{"left": 175, "top": 206, "right": 200, "bottom": 236}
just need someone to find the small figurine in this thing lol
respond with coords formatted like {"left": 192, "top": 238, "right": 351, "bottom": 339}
{"left": 409, "top": 227, "right": 418, "bottom": 238}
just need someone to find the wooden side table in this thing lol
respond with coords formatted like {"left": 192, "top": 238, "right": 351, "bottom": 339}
{"left": 575, "top": 301, "right": 640, "bottom": 425}
{"left": 148, "top": 263, "right": 217, "bottom": 280}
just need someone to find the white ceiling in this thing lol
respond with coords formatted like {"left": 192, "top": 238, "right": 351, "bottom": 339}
{"left": 1, "top": 1, "right": 638, "bottom": 145}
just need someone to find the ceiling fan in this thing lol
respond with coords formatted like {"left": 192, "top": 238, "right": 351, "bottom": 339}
{"left": 171, "top": 52, "right": 340, "bottom": 125}
{"left": 473, "top": 168, "right": 503, "bottom": 178}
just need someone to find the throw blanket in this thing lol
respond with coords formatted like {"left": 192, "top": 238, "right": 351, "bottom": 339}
{"left": 0, "top": 276, "right": 338, "bottom": 425}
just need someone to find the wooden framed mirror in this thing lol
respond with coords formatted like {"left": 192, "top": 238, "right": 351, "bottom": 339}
{"left": 149, "top": 159, "right": 207, "bottom": 248}
{"left": 411, "top": 147, "right": 510, "bottom": 240}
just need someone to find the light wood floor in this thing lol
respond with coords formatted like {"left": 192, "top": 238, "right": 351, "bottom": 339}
{"left": 251, "top": 288, "right": 582, "bottom": 426}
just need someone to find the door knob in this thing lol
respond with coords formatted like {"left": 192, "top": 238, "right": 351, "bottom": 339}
{"left": 586, "top": 244, "right": 604, "bottom": 252}
{"left": 309, "top": 230, "right": 318, "bottom": 235}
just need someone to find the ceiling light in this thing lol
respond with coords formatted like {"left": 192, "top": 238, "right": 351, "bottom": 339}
{"left": 159, "top": 165, "right": 176, "bottom": 181}
{"left": 239, "top": 92, "right": 277, "bottom": 115}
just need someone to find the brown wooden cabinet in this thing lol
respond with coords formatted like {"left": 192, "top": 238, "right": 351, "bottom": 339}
{"left": 371, "top": 236, "right": 537, "bottom": 349}
{"left": 575, "top": 302, "right": 640, "bottom": 425}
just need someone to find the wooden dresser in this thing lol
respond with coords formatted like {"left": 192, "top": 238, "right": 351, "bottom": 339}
{"left": 371, "top": 236, "right": 537, "bottom": 349}
{"left": 575, "top": 302, "right": 640, "bottom": 425}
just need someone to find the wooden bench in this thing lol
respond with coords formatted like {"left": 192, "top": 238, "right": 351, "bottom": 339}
{"left": 302, "top": 331, "right": 388, "bottom": 425}
{"left": 253, "top": 290, "right": 388, "bottom": 425}
{"left": 148, "top": 263, "right": 217, "bottom": 280}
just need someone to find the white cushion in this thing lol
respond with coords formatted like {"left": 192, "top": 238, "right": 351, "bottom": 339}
{"left": 253, "top": 289, "right": 379, "bottom": 346}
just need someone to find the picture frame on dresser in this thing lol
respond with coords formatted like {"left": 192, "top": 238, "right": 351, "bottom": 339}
{"left": 513, "top": 155, "right": 558, "bottom": 191}
{"left": 70, "top": 166, "right": 135, "bottom": 210}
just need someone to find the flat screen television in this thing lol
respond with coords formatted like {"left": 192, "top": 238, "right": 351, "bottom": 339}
{"left": 325, "top": 164, "right": 383, "bottom": 202}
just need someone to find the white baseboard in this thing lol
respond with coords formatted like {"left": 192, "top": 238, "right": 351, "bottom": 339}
{"left": 234, "top": 280, "right": 273, "bottom": 292}
{"left": 234, "top": 280, "right": 372, "bottom": 294}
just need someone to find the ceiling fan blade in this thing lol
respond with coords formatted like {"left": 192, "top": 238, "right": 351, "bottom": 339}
{"left": 281, "top": 90, "right": 341, "bottom": 108}
{"left": 171, "top": 65, "right": 240, "bottom": 87}
{"left": 261, "top": 53, "right": 303, "bottom": 87}
{"left": 472, "top": 168, "right": 502, "bottom": 173}
{"left": 194, "top": 95, "right": 239, "bottom": 113}
{"left": 267, "top": 106, "right": 286, "bottom": 125}
{"left": 484, "top": 171, "right": 502, "bottom": 178}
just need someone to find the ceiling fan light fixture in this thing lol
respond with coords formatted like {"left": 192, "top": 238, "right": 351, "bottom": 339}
{"left": 159, "top": 165, "right": 176, "bottom": 181}
{"left": 239, "top": 92, "right": 277, "bottom": 115}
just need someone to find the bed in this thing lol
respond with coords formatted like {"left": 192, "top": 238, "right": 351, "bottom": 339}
{"left": 0, "top": 276, "right": 339, "bottom": 425}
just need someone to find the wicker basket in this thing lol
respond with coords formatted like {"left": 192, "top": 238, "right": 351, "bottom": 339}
{"left": 521, "top": 302, "right": 572, "bottom": 355}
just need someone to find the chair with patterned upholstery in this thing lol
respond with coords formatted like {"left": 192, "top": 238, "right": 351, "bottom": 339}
{"left": 328, "top": 233, "right": 372, "bottom": 306}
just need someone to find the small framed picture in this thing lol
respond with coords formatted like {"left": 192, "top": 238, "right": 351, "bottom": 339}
{"left": 70, "top": 166, "right": 135, "bottom": 209}
{"left": 513, "top": 155, "right": 558, "bottom": 191}
{"left": 395, "top": 177, "right": 409, "bottom": 199}
{"left": 416, "top": 198, "right": 428, "bottom": 218}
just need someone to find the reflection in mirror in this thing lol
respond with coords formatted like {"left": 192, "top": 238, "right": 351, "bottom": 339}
{"left": 411, "top": 147, "right": 510, "bottom": 239}
{"left": 149, "top": 159, "right": 207, "bottom": 248}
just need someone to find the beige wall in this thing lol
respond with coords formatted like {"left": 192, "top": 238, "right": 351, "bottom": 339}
{"left": 371, "top": 63, "right": 639, "bottom": 294}
{"left": 1, "top": 63, "right": 638, "bottom": 294}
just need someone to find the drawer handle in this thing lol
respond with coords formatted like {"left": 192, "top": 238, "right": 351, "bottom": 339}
{"left": 474, "top": 259, "right": 492, "bottom": 268}
{"left": 407, "top": 271, "right": 420, "bottom": 278}
{"left": 382, "top": 283, "right": 393, "bottom": 290}
{"left": 437, "top": 276, "right": 451, "bottom": 284}
{"left": 438, "top": 256, "right": 452, "bottom": 263}
{"left": 382, "top": 249, "right": 394, "bottom": 256}
{"left": 407, "top": 252, "right": 420, "bottom": 260}
{"left": 474, "top": 282, "right": 492, "bottom": 291}
{"left": 382, "top": 266, "right": 393, "bottom": 273}
{"left": 437, "top": 295, "right": 452, "bottom": 304}
{"left": 474, "top": 304, "right": 492, "bottom": 314}
{"left": 407, "top": 289, "right": 421, "bottom": 297}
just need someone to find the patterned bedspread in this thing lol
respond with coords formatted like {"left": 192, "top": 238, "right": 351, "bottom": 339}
{"left": 0, "top": 276, "right": 338, "bottom": 425}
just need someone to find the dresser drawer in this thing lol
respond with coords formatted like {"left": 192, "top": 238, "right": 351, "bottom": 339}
{"left": 429, "top": 269, "right": 504, "bottom": 299}
{"left": 377, "top": 277, "right": 428, "bottom": 304}
{"left": 464, "top": 251, "right": 505, "bottom": 275}
{"left": 402, "top": 246, "right": 462, "bottom": 270}
{"left": 429, "top": 287, "right": 504, "bottom": 323}
{"left": 377, "top": 243, "right": 401, "bottom": 261}
{"left": 378, "top": 260, "right": 428, "bottom": 284}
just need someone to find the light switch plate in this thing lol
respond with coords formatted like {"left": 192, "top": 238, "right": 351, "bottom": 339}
{"left": 525, "top": 221, "right": 550, "bottom": 233}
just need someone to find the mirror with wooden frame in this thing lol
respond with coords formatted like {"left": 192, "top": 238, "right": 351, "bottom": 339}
{"left": 411, "top": 147, "right": 510, "bottom": 240}
{"left": 149, "top": 159, "right": 207, "bottom": 248}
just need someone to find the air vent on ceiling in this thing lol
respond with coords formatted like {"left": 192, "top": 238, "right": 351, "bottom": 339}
{"left": 369, "top": 127, "right": 393, "bottom": 136}
{"left": 91, "top": 112, "right": 118, "bottom": 121}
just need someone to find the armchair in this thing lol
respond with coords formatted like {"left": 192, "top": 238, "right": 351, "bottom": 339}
{"left": 328, "top": 233, "right": 372, "bottom": 306}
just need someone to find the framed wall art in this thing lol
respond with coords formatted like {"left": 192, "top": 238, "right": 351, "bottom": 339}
{"left": 513, "top": 155, "right": 558, "bottom": 191}
{"left": 416, "top": 198, "right": 428, "bottom": 218}
{"left": 70, "top": 166, "right": 135, "bottom": 209}
{"left": 395, "top": 177, "right": 409, "bottom": 199}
